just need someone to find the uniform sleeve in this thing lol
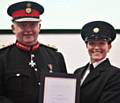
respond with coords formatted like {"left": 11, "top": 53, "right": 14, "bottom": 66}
{"left": 99, "top": 69, "right": 120, "bottom": 103}
{"left": 0, "top": 55, "right": 14, "bottom": 103}
{"left": 57, "top": 52, "right": 67, "bottom": 73}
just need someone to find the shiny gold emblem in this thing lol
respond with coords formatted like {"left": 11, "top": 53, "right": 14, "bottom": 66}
{"left": 93, "top": 27, "right": 100, "bottom": 33}
{"left": 25, "top": 3, "right": 32, "bottom": 14}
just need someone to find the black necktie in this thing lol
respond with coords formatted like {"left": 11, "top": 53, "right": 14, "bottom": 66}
{"left": 89, "top": 64, "right": 94, "bottom": 73}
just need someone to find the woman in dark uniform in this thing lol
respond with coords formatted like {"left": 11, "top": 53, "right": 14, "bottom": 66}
{"left": 74, "top": 21, "right": 120, "bottom": 103}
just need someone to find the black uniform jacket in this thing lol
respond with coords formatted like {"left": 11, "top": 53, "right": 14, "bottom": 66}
{"left": 74, "top": 59, "right": 120, "bottom": 103}
{"left": 0, "top": 43, "right": 67, "bottom": 103}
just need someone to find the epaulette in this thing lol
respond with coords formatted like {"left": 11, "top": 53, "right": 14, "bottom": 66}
{"left": 41, "top": 43, "right": 58, "bottom": 51}
{"left": 0, "top": 43, "right": 14, "bottom": 51}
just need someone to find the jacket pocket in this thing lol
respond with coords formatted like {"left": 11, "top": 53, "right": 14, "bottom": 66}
{"left": 5, "top": 71, "right": 31, "bottom": 91}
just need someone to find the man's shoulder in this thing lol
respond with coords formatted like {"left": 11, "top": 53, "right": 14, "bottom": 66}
{"left": 0, "top": 43, "right": 14, "bottom": 53}
{"left": 41, "top": 43, "right": 58, "bottom": 51}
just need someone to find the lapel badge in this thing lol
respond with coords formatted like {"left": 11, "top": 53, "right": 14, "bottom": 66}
{"left": 48, "top": 64, "right": 53, "bottom": 73}
{"left": 25, "top": 3, "right": 32, "bottom": 14}
{"left": 93, "top": 27, "right": 100, "bottom": 33}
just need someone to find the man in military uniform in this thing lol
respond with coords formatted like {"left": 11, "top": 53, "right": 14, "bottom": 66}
{"left": 0, "top": 1, "right": 67, "bottom": 103}
{"left": 74, "top": 21, "right": 120, "bottom": 103}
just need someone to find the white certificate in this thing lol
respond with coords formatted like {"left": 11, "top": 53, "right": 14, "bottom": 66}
{"left": 40, "top": 73, "right": 80, "bottom": 103}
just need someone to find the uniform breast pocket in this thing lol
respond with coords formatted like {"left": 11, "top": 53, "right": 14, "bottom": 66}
{"left": 5, "top": 71, "right": 31, "bottom": 92}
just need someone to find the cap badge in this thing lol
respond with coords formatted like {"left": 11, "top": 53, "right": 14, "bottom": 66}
{"left": 93, "top": 27, "right": 100, "bottom": 33}
{"left": 25, "top": 3, "right": 32, "bottom": 14}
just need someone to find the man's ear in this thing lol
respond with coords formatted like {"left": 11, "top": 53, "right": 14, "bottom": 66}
{"left": 11, "top": 24, "right": 16, "bottom": 34}
{"left": 39, "top": 24, "right": 41, "bottom": 32}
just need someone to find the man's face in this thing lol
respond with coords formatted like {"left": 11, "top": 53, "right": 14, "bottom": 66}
{"left": 12, "top": 21, "right": 40, "bottom": 46}
{"left": 86, "top": 40, "right": 111, "bottom": 63}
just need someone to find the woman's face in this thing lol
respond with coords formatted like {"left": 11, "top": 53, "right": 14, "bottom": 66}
{"left": 86, "top": 40, "right": 111, "bottom": 63}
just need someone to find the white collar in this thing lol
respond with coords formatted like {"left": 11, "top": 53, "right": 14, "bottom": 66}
{"left": 91, "top": 58, "right": 107, "bottom": 68}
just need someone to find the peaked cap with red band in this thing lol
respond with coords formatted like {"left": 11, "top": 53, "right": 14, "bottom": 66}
{"left": 7, "top": 1, "right": 44, "bottom": 22}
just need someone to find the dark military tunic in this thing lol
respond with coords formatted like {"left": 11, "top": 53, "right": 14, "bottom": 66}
{"left": 74, "top": 59, "right": 120, "bottom": 103}
{"left": 0, "top": 42, "right": 67, "bottom": 103}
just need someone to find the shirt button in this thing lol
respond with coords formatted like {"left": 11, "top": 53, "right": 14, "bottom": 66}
{"left": 38, "top": 82, "right": 41, "bottom": 85}
{"left": 34, "top": 68, "right": 38, "bottom": 72}
{"left": 16, "top": 73, "right": 20, "bottom": 77}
